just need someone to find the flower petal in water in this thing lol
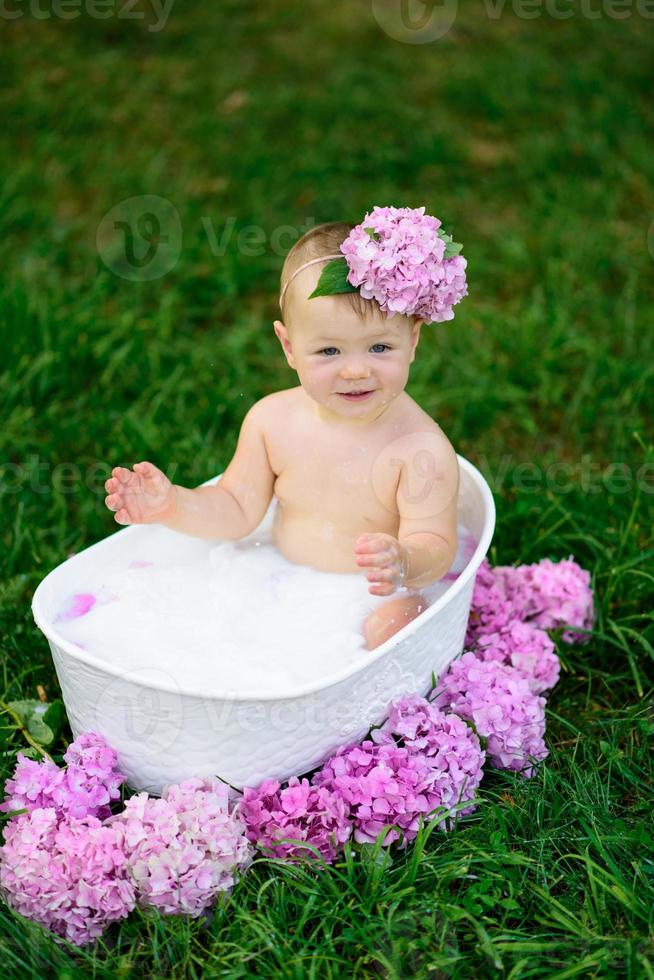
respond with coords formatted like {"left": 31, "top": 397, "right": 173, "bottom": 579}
{"left": 55, "top": 593, "right": 97, "bottom": 623}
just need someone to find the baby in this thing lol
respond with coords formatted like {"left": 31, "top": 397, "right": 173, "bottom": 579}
{"left": 104, "top": 207, "right": 467, "bottom": 650}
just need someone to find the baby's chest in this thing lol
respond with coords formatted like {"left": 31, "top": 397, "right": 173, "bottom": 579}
{"left": 272, "top": 445, "right": 401, "bottom": 526}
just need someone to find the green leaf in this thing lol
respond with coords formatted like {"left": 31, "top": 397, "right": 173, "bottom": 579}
{"left": 27, "top": 714, "right": 55, "bottom": 746}
{"left": 438, "top": 227, "right": 464, "bottom": 258}
{"left": 309, "top": 258, "right": 358, "bottom": 299}
{"left": 43, "top": 700, "right": 64, "bottom": 743}
{"left": 7, "top": 699, "right": 57, "bottom": 746}
{"left": 7, "top": 699, "right": 41, "bottom": 726}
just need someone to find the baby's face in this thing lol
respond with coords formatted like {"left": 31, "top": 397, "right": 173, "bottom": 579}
{"left": 274, "top": 268, "right": 421, "bottom": 425}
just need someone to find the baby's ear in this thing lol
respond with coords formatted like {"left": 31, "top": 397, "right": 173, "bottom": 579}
{"left": 273, "top": 319, "right": 296, "bottom": 367}
{"left": 409, "top": 318, "right": 422, "bottom": 362}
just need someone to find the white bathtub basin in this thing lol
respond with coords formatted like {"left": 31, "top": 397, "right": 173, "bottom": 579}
{"left": 32, "top": 455, "right": 495, "bottom": 795}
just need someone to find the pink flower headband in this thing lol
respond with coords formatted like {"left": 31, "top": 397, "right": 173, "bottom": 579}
{"left": 279, "top": 205, "right": 468, "bottom": 324}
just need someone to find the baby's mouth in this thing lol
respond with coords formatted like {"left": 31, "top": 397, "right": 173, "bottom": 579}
{"left": 337, "top": 389, "right": 376, "bottom": 401}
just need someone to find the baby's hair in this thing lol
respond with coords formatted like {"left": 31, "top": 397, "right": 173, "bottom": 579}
{"left": 280, "top": 222, "right": 379, "bottom": 323}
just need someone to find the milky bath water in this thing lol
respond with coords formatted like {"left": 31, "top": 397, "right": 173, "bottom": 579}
{"left": 52, "top": 519, "right": 478, "bottom": 698}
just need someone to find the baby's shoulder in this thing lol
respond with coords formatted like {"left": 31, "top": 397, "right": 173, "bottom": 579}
{"left": 245, "top": 387, "right": 302, "bottom": 438}
{"left": 384, "top": 395, "right": 459, "bottom": 475}
{"left": 249, "top": 387, "right": 300, "bottom": 416}
{"left": 391, "top": 393, "right": 451, "bottom": 438}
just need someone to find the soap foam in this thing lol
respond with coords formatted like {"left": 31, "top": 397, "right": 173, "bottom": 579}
{"left": 53, "top": 521, "right": 477, "bottom": 697}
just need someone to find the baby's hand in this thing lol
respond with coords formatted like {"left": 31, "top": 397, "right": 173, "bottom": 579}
{"left": 354, "top": 532, "right": 408, "bottom": 596}
{"left": 104, "top": 461, "right": 176, "bottom": 526}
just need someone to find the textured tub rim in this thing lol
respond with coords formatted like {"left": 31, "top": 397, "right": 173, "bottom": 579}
{"left": 32, "top": 454, "right": 495, "bottom": 703}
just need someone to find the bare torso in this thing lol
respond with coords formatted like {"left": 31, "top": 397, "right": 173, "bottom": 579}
{"left": 261, "top": 386, "right": 444, "bottom": 574}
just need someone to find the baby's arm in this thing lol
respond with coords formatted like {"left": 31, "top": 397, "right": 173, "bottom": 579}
{"left": 104, "top": 400, "right": 275, "bottom": 540}
{"left": 395, "top": 430, "right": 459, "bottom": 588}
{"left": 355, "top": 429, "right": 459, "bottom": 593}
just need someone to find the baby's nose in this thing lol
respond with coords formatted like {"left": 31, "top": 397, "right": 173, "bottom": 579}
{"left": 340, "top": 360, "right": 371, "bottom": 379}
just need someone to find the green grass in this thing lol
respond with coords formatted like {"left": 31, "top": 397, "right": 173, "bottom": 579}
{"left": 1, "top": 1, "right": 653, "bottom": 976}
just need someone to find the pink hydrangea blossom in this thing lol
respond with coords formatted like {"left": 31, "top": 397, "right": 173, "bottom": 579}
{"left": 339, "top": 206, "right": 468, "bottom": 323}
{"left": 369, "top": 695, "right": 485, "bottom": 827}
{"left": 0, "top": 807, "right": 135, "bottom": 946}
{"left": 467, "top": 557, "right": 594, "bottom": 646}
{"left": 465, "top": 558, "right": 515, "bottom": 646}
{"left": 0, "top": 732, "right": 125, "bottom": 821}
{"left": 314, "top": 740, "right": 459, "bottom": 847}
{"left": 491, "top": 557, "right": 595, "bottom": 644}
{"left": 111, "top": 777, "right": 252, "bottom": 918}
{"left": 240, "top": 776, "right": 352, "bottom": 864}
{"left": 0, "top": 548, "right": 593, "bottom": 946}
{"left": 470, "top": 619, "right": 560, "bottom": 695}
{"left": 433, "top": 653, "right": 548, "bottom": 777}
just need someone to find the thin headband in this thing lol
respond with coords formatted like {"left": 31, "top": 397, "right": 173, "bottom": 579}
{"left": 279, "top": 254, "right": 343, "bottom": 310}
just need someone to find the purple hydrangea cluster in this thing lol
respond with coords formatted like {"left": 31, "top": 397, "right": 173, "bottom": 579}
{"left": 0, "top": 553, "right": 592, "bottom": 946}
{"left": 491, "top": 557, "right": 595, "bottom": 644}
{"left": 0, "top": 737, "right": 251, "bottom": 946}
{"left": 465, "top": 558, "right": 515, "bottom": 645}
{"left": 240, "top": 776, "right": 352, "bottom": 864}
{"left": 111, "top": 777, "right": 253, "bottom": 918}
{"left": 467, "top": 556, "right": 594, "bottom": 645}
{"left": 339, "top": 205, "right": 468, "bottom": 323}
{"left": 0, "top": 731, "right": 125, "bottom": 821}
{"left": 0, "top": 808, "right": 136, "bottom": 946}
{"left": 433, "top": 653, "right": 548, "bottom": 777}
{"left": 369, "top": 695, "right": 485, "bottom": 828}
{"left": 314, "top": 738, "right": 461, "bottom": 847}
{"left": 472, "top": 620, "right": 560, "bottom": 695}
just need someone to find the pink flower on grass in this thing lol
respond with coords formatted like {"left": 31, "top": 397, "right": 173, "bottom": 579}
{"left": 111, "top": 777, "right": 252, "bottom": 918}
{"left": 313, "top": 740, "right": 457, "bottom": 847}
{"left": 465, "top": 559, "right": 515, "bottom": 646}
{"left": 434, "top": 653, "right": 548, "bottom": 778}
{"left": 340, "top": 206, "right": 468, "bottom": 323}
{"left": 240, "top": 777, "right": 352, "bottom": 865}
{"left": 0, "top": 808, "right": 135, "bottom": 947}
{"left": 468, "top": 557, "right": 594, "bottom": 646}
{"left": 471, "top": 619, "right": 561, "bottom": 695}
{"left": 369, "top": 695, "right": 485, "bottom": 828}
{"left": 491, "top": 557, "right": 595, "bottom": 644}
{"left": 1, "top": 732, "right": 125, "bottom": 821}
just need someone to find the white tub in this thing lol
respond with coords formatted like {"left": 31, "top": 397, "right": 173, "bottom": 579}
{"left": 31, "top": 455, "right": 495, "bottom": 795}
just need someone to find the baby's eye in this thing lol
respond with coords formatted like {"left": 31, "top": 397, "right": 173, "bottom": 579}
{"left": 370, "top": 343, "right": 391, "bottom": 353}
{"left": 318, "top": 347, "right": 340, "bottom": 356}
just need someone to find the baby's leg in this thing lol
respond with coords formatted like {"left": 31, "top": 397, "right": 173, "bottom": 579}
{"left": 362, "top": 591, "right": 427, "bottom": 651}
